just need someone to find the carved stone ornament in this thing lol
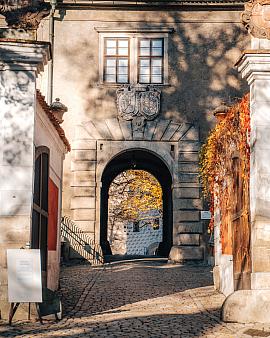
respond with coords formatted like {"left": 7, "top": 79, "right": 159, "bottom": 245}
{"left": 116, "top": 85, "right": 161, "bottom": 131}
{"left": 241, "top": 0, "right": 270, "bottom": 39}
{"left": 0, "top": 0, "right": 50, "bottom": 29}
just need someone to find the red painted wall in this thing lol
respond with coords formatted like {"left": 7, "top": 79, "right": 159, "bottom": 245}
{"left": 48, "top": 178, "right": 59, "bottom": 251}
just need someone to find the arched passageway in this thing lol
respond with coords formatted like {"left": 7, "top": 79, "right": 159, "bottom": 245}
{"left": 100, "top": 149, "right": 173, "bottom": 257}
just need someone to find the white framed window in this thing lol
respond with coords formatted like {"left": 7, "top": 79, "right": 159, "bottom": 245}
{"left": 96, "top": 28, "right": 172, "bottom": 85}
{"left": 104, "top": 38, "right": 130, "bottom": 83}
{"left": 138, "top": 38, "right": 164, "bottom": 84}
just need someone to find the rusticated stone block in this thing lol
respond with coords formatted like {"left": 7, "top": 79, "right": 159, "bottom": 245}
{"left": 72, "top": 171, "right": 96, "bottom": 187}
{"left": 169, "top": 245, "right": 204, "bottom": 261}
{"left": 174, "top": 210, "right": 200, "bottom": 222}
{"left": 178, "top": 222, "right": 203, "bottom": 233}
{"left": 72, "top": 139, "right": 97, "bottom": 150}
{"left": 74, "top": 220, "right": 95, "bottom": 233}
{"left": 253, "top": 246, "right": 270, "bottom": 272}
{"left": 174, "top": 198, "right": 202, "bottom": 210}
{"left": 74, "top": 149, "right": 96, "bottom": 161}
{"left": 178, "top": 162, "right": 199, "bottom": 173}
{"left": 178, "top": 141, "right": 201, "bottom": 152}
{"left": 70, "top": 197, "right": 95, "bottom": 209}
{"left": 174, "top": 187, "right": 200, "bottom": 199}
{"left": 177, "top": 234, "right": 200, "bottom": 246}
{"left": 73, "top": 208, "right": 95, "bottom": 221}
{"left": 73, "top": 186, "right": 96, "bottom": 197}
{"left": 178, "top": 173, "right": 199, "bottom": 183}
{"left": 71, "top": 160, "right": 96, "bottom": 171}
{"left": 179, "top": 152, "right": 199, "bottom": 162}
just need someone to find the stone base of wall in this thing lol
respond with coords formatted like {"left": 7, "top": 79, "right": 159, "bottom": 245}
{"left": 222, "top": 290, "right": 270, "bottom": 323}
{"left": 169, "top": 245, "right": 204, "bottom": 262}
{"left": 213, "top": 255, "right": 234, "bottom": 296}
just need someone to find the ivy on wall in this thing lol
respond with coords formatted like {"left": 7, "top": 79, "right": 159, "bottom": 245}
{"left": 199, "top": 94, "right": 250, "bottom": 235}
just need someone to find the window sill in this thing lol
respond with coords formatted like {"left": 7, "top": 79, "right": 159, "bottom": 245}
{"left": 96, "top": 82, "right": 171, "bottom": 88}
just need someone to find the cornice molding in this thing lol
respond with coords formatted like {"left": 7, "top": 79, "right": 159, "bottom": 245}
{"left": 95, "top": 27, "right": 175, "bottom": 33}
{"left": 56, "top": 0, "right": 248, "bottom": 10}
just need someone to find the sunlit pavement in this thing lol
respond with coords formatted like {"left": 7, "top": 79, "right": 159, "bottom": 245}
{"left": 1, "top": 259, "right": 270, "bottom": 338}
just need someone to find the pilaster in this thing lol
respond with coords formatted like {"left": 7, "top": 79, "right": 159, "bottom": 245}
{"left": 238, "top": 52, "right": 270, "bottom": 285}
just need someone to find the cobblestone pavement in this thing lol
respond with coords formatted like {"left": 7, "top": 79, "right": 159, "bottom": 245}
{"left": 1, "top": 259, "right": 270, "bottom": 338}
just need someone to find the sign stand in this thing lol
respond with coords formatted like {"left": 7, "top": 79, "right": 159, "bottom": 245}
{"left": 8, "top": 303, "right": 20, "bottom": 325}
{"left": 8, "top": 302, "right": 43, "bottom": 325}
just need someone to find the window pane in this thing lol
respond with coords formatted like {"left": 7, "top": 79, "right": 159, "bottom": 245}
{"left": 118, "top": 74, "right": 128, "bottom": 83}
{"left": 106, "top": 47, "right": 116, "bottom": 56}
{"left": 140, "top": 66, "right": 150, "bottom": 75}
{"left": 152, "top": 39, "right": 163, "bottom": 48}
{"left": 152, "top": 48, "right": 163, "bottom": 56}
{"left": 106, "top": 66, "right": 116, "bottom": 75}
{"left": 106, "top": 58, "right": 116, "bottom": 67}
{"left": 140, "top": 47, "right": 150, "bottom": 56}
{"left": 152, "top": 58, "right": 162, "bottom": 67}
{"left": 140, "top": 58, "right": 150, "bottom": 67}
{"left": 118, "top": 48, "right": 128, "bottom": 56}
{"left": 105, "top": 74, "right": 116, "bottom": 82}
{"left": 118, "top": 40, "right": 128, "bottom": 48}
{"left": 118, "top": 67, "right": 128, "bottom": 75}
{"left": 140, "top": 40, "right": 150, "bottom": 48}
{"left": 106, "top": 39, "right": 116, "bottom": 48}
{"left": 139, "top": 75, "right": 150, "bottom": 83}
{"left": 151, "top": 75, "right": 162, "bottom": 83}
{"left": 119, "top": 58, "right": 128, "bottom": 67}
{"left": 152, "top": 66, "right": 162, "bottom": 75}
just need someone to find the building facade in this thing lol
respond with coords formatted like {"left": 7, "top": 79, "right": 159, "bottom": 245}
{"left": 0, "top": 34, "right": 70, "bottom": 319}
{"left": 33, "top": 0, "right": 250, "bottom": 262}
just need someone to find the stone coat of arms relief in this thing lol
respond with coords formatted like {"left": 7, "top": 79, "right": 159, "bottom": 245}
{"left": 116, "top": 85, "right": 161, "bottom": 131}
{"left": 242, "top": 0, "right": 270, "bottom": 39}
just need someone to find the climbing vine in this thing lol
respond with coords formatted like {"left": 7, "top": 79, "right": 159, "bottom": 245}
{"left": 199, "top": 94, "right": 250, "bottom": 232}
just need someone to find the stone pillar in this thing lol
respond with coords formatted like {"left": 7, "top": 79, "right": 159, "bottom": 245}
{"left": 221, "top": 0, "right": 270, "bottom": 324}
{"left": 0, "top": 40, "right": 50, "bottom": 320}
{"left": 222, "top": 51, "right": 270, "bottom": 323}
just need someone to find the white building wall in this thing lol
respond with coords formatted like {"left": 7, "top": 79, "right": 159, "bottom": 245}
{"left": 35, "top": 101, "right": 66, "bottom": 290}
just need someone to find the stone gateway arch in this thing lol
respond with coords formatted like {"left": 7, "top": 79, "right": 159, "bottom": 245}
{"left": 70, "top": 106, "right": 205, "bottom": 261}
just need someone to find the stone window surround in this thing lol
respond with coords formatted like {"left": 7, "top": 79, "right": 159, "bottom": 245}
{"left": 96, "top": 27, "right": 173, "bottom": 86}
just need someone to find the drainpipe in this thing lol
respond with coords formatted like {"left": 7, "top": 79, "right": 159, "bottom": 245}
{"left": 48, "top": 0, "right": 57, "bottom": 104}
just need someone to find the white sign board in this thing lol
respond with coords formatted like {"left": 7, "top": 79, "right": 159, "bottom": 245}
{"left": 201, "top": 211, "right": 212, "bottom": 220}
{"left": 7, "top": 249, "right": 42, "bottom": 303}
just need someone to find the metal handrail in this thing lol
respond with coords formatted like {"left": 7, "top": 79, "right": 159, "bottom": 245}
{"left": 61, "top": 216, "right": 104, "bottom": 265}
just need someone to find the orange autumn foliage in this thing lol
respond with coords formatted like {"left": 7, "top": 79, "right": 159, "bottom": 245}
{"left": 199, "top": 94, "right": 250, "bottom": 233}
